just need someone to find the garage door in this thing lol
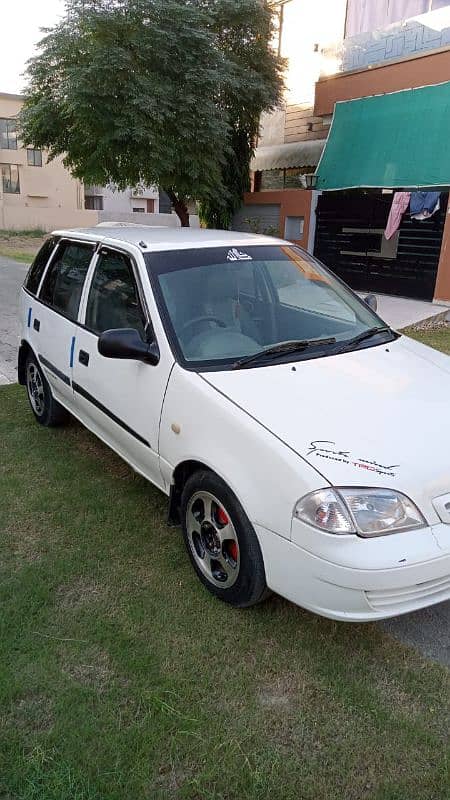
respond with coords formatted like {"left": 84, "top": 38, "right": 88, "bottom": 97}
{"left": 314, "top": 190, "right": 447, "bottom": 301}
{"left": 232, "top": 204, "right": 281, "bottom": 237}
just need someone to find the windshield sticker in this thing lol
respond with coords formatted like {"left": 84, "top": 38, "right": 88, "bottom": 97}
{"left": 227, "top": 248, "right": 253, "bottom": 262}
{"left": 307, "top": 441, "right": 399, "bottom": 478}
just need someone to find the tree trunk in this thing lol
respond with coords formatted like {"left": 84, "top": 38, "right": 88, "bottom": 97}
{"left": 165, "top": 189, "right": 190, "bottom": 227}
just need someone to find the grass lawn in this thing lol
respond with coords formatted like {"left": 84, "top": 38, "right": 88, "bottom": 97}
{"left": 0, "top": 230, "right": 46, "bottom": 264}
{"left": 402, "top": 326, "right": 450, "bottom": 354}
{"left": 0, "top": 384, "right": 449, "bottom": 799}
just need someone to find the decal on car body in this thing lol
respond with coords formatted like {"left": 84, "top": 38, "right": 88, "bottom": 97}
{"left": 307, "top": 440, "right": 399, "bottom": 477}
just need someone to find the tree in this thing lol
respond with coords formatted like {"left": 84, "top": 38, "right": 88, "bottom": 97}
{"left": 20, "top": 0, "right": 283, "bottom": 227}
{"left": 199, "top": 0, "right": 284, "bottom": 229}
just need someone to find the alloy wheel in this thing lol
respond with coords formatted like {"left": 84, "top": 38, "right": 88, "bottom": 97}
{"left": 186, "top": 491, "right": 240, "bottom": 588}
{"left": 27, "top": 362, "right": 45, "bottom": 417}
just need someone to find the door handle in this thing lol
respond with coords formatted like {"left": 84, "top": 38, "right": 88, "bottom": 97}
{"left": 33, "top": 319, "right": 40, "bottom": 332}
{"left": 79, "top": 349, "right": 90, "bottom": 366}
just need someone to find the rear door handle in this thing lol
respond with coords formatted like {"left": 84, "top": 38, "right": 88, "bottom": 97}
{"left": 79, "top": 350, "right": 90, "bottom": 366}
{"left": 33, "top": 319, "right": 40, "bottom": 332}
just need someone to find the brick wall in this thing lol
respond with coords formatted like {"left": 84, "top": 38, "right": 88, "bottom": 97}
{"left": 284, "top": 104, "right": 329, "bottom": 144}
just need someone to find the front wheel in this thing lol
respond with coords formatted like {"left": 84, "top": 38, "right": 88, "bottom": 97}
{"left": 25, "top": 353, "right": 69, "bottom": 427}
{"left": 181, "top": 470, "right": 269, "bottom": 608}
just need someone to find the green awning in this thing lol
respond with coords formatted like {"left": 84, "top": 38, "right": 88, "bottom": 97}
{"left": 316, "top": 80, "right": 450, "bottom": 191}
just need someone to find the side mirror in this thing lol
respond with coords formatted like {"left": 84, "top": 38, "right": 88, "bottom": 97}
{"left": 364, "top": 293, "right": 378, "bottom": 313}
{"left": 98, "top": 328, "right": 159, "bottom": 365}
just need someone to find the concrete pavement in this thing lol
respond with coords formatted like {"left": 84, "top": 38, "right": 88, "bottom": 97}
{"left": 0, "top": 254, "right": 449, "bottom": 664}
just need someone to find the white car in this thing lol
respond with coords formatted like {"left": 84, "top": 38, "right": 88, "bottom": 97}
{"left": 19, "top": 226, "right": 450, "bottom": 621}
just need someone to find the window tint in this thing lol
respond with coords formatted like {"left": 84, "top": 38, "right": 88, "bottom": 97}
{"left": 24, "top": 237, "right": 57, "bottom": 295}
{"left": 85, "top": 250, "right": 146, "bottom": 337}
{"left": 40, "top": 241, "right": 95, "bottom": 320}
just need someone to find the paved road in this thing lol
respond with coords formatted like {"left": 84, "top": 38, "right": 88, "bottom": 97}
{"left": 0, "top": 254, "right": 449, "bottom": 665}
{"left": 0, "top": 255, "right": 29, "bottom": 384}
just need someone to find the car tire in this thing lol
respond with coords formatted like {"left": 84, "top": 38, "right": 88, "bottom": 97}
{"left": 25, "top": 352, "right": 70, "bottom": 427}
{"left": 181, "top": 470, "right": 270, "bottom": 608}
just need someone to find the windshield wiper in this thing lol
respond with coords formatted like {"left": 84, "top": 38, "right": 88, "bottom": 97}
{"left": 334, "top": 326, "right": 393, "bottom": 355}
{"left": 232, "top": 337, "right": 337, "bottom": 370}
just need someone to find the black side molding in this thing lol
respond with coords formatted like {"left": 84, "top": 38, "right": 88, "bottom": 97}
{"left": 72, "top": 382, "right": 151, "bottom": 448}
{"left": 38, "top": 354, "right": 71, "bottom": 386}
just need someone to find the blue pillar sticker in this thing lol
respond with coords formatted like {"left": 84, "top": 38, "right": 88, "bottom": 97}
{"left": 69, "top": 336, "right": 76, "bottom": 368}
{"left": 27, "top": 308, "right": 32, "bottom": 328}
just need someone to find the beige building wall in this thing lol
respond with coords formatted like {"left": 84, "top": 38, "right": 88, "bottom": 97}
{"left": 0, "top": 92, "right": 97, "bottom": 231}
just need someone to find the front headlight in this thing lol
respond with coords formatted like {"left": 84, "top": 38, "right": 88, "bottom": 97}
{"left": 294, "top": 488, "right": 426, "bottom": 537}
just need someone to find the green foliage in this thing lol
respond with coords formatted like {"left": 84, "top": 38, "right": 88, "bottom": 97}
{"left": 199, "top": 0, "right": 284, "bottom": 229}
{"left": 20, "top": 0, "right": 283, "bottom": 227}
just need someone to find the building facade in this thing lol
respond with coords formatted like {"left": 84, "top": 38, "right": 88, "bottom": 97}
{"left": 0, "top": 93, "right": 96, "bottom": 231}
{"left": 238, "top": 0, "right": 450, "bottom": 303}
{"left": 0, "top": 93, "right": 173, "bottom": 231}
{"left": 84, "top": 184, "right": 160, "bottom": 216}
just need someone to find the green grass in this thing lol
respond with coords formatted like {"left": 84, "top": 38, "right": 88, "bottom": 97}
{"left": 0, "top": 248, "right": 33, "bottom": 263}
{"left": 0, "top": 228, "right": 46, "bottom": 239}
{"left": 402, "top": 325, "right": 450, "bottom": 354}
{"left": 0, "top": 386, "right": 449, "bottom": 800}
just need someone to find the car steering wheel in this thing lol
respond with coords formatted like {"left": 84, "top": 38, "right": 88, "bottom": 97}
{"left": 181, "top": 315, "right": 227, "bottom": 339}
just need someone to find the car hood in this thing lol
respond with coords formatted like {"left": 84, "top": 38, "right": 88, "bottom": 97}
{"left": 201, "top": 336, "right": 450, "bottom": 525}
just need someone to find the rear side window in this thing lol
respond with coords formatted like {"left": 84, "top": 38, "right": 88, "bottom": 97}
{"left": 40, "top": 241, "right": 95, "bottom": 320}
{"left": 24, "top": 237, "right": 56, "bottom": 295}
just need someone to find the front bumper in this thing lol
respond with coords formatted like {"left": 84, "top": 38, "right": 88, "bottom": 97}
{"left": 255, "top": 520, "right": 450, "bottom": 621}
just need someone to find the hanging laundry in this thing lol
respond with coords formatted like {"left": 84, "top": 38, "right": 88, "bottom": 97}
{"left": 384, "top": 191, "right": 411, "bottom": 240}
{"left": 410, "top": 191, "right": 441, "bottom": 220}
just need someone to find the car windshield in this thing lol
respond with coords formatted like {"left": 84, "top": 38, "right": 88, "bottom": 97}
{"left": 146, "top": 244, "right": 392, "bottom": 370}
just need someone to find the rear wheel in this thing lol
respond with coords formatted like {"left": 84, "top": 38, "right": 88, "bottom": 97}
{"left": 181, "top": 470, "right": 269, "bottom": 608}
{"left": 25, "top": 353, "right": 69, "bottom": 427}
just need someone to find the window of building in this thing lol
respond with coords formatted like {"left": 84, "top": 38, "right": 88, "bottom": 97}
{"left": 27, "top": 148, "right": 43, "bottom": 167}
{"left": 0, "top": 118, "right": 18, "bottom": 150}
{"left": 284, "top": 216, "right": 305, "bottom": 240}
{"left": 1, "top": 164, "right": 20, "bottom": 193}
{"left": 40, "top": 241, "right": 95, "bottom": 319}
{"left": 85, "top": 250, "right": 146, "bottom": 336}
{"left": 255, "top": 167, "right": 310, "bottom": 192}
{"left": 84, "top": 195, "right": 103, "bottom": 210}
{"left": 345, "top": 1, "right": 450, "bottom": 38}
{"left": 132, "top": 207, "right": 146, "bottom": 213}
{"left": 24, "top": 237, "right": 57, "bottom": 295}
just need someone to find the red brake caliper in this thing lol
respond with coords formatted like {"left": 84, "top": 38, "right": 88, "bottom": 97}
{"left": 217, "top": 508, "right": 238, "bottom": 562}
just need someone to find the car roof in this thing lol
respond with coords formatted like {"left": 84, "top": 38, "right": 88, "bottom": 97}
{"left": 50, "top": 224, "right": 287, "bottom": 252}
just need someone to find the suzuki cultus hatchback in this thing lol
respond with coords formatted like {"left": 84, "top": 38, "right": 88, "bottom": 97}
{"left": 19, "top": 226, "right": 450, "bottom": 620}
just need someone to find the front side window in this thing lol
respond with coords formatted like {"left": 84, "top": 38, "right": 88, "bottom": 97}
{"left": 27, "top": 148, "right": 42, "bottom": 167}
{"left": 0, "top": 118, "right": 18, "bottom": 150}
{"left": 1, "top": 164, "right": 20, "bottom": 193}
{"left": 85, "top": 250, "right": 146, "bottom": 337}
{"left": 24, "top": 237, "right": 57, "bottom": 295}
{"left": 40, "top": 241, "right": 95, "bottom": 320}
{"left": 147, "top": 245, "right": 393, "bottom": 370}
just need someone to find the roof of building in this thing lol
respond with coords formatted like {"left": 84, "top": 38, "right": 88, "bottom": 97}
{"left": 52, "top": 224, "right": 285, "bottom": 252}
{"left": 0, "top": 92, "right": 24, "bottom": 101}
{"left": 251, "top": 139, "right": 326, "bottom": 172}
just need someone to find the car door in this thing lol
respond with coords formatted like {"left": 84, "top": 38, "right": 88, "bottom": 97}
{"left": 33, "top": 238, "right": 97, "bottom": 406}
{"left": 71, "top": 245, "right": 171, "bottom": 490}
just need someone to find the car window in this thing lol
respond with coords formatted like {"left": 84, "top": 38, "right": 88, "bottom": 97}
{"left": 85, "top": 250, "right": 146, "bottom": 337}
{"left": 147, "top": 245, "right": 384, "bottom": 369}
{"left": 24, "top": 237, "right": 57, "bottom": 295}
{"left": 39, "top": 241, "right": 95, "bottom": 320}
{"left": 266, "top": 248, "right": 356, "bottom": 324}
